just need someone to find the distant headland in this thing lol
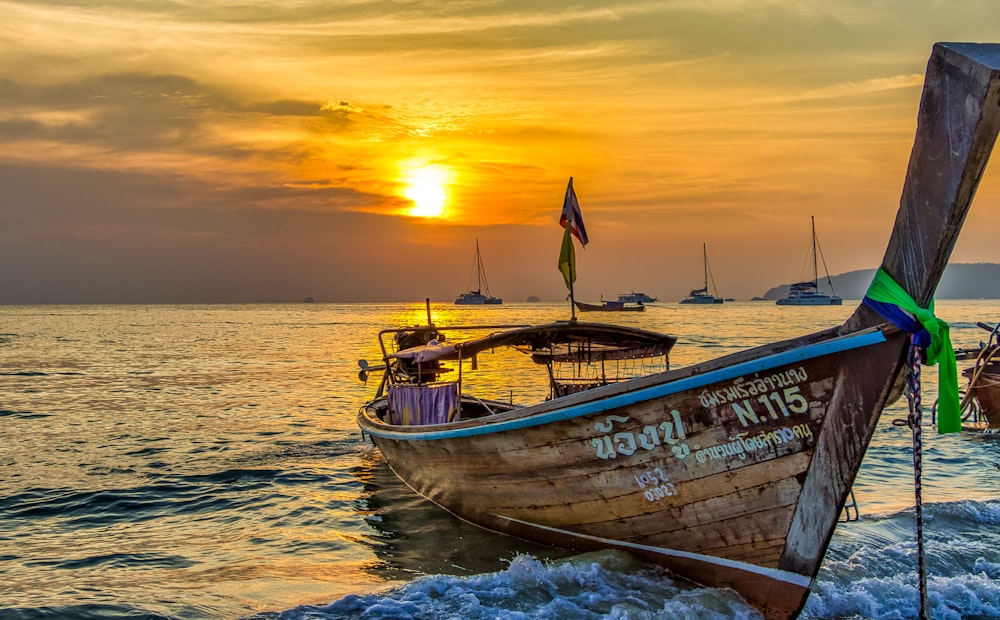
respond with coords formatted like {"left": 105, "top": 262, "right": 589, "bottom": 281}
{"left": 761, "top": 263, "right": 1000, "bottom": 300}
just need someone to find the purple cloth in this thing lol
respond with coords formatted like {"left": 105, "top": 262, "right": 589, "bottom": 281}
{"left": 387, "top": 382, "right": 459, "bottom": 425}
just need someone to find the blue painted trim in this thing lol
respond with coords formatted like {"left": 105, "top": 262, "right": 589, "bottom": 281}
{"left": 364, "top": 329, "right": 888, "bottom": 441}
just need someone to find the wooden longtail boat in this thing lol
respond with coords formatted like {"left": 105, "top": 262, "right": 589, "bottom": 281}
{"left": 574, "top": 300, "right": 647, "bottom": 312}
{"left": 356, "top": 43, "right": 1000, "bottom": 619}
{"left": 958, "top": 322, "right": 1000, "bottom": 432}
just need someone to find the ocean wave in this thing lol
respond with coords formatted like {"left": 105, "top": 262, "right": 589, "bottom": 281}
{"left": 24, "top": 551, "right": 196, "bottom": 571}
{"left": 804, "top": 571, "right": 1000, "bottom": 620}
{"left": 0, "top": 603, "right": 175, "bottom": 620}
{"left": 801, "top": 499, "right": 1000, "bottom": 619}
{"left": 246, "top": 551, "right": 759, "bottom": 620}
{"left": 0, "top": 410, "right": 50, "bottom": 419}
{"left": 0, "top": 468, "right": 307, "bottom": 527}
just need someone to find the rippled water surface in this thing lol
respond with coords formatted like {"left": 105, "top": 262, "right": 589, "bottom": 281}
{"left": 2, "top": 301, "right": 999, "bottom": 619}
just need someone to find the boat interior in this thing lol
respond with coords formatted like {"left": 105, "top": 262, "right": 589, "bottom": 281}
{"left": 360, "top": 321, "right": 677, "bottom": 424}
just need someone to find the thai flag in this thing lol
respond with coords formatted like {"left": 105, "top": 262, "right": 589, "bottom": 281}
{"left": 559, "top": 177, "right": 589, "bottom": 247}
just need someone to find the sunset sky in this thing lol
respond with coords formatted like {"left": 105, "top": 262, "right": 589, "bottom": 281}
{"left": 2, "top": 1, "right": 1000, "bottom": 304}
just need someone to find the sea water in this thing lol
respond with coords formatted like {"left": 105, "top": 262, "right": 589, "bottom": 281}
{"left": 2, "top": 301, "right": 999, "bottom": 620}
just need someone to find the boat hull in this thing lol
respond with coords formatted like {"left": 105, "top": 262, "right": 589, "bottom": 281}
{"left": 455, "top": 293, "right": 503, "bottom": 305}
{"left": 679, "top": 296, "right": 724, "bottom": 304}
{"left": 359, "top": 325, "right": 908, "bottom": 619}
{"left": 574, "top": 301, "right": 645, "bottom": 312}
{"left": 775, "top": 297, "right": 844, "bottom": 306}
{"left": 776, "top": 295, "right": 843, "bottom": 306}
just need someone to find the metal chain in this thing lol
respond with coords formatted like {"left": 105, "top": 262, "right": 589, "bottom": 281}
{"left": 904, "top": 341, "right": 930, "bottom": 619}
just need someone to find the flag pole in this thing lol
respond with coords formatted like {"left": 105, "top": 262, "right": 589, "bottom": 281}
{"left": 558, "top": 176, "right": 587, "bottom": 322}
{"left": 569, "top": 276, "right": 576, "bottom": 321}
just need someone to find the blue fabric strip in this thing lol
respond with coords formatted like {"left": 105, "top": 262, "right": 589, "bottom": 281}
{"left": 861, "top": 297, "right": 931, "bottom": 348}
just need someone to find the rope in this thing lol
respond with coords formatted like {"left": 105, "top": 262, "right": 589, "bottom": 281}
{"left": 962, "top": 345, "right": 1000, "bottom": 415}
{"left": 902, "top": 341, "right": 930, "bottom": 619}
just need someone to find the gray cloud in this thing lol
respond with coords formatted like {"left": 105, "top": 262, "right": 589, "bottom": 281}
{"left": 0, "top": 73, "right": 357, "bottom": 149}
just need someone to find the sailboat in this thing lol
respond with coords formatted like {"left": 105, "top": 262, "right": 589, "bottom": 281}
{"left": 776, "top": 216, "right": 843, "bottom": 306}
{"left": 455, "top": 239, "right": 502, "bottom": 305}
{"left": 680, "top": 243, "right": 724, "bottom": 304}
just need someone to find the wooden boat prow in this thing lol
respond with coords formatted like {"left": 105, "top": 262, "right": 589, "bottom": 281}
{"left": 956, "top": 322, "right": 1000, "bottom": 431}
{"left": 357, "top": 43, "right": 1000, "bottom": 620}
{"left": 870, "top": 45, "right": 1000, "bottom": 304}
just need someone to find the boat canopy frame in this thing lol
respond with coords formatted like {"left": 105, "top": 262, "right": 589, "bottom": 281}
{"left": 373, "top": 321, "right": 677, "bottom": 402}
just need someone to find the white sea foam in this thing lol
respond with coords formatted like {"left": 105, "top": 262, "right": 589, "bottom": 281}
{"left": 270, "top": 551, "right": 759, "bottom": 619}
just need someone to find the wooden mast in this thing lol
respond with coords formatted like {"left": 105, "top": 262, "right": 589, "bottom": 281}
{"left": 809, "top": 216, "right": 818, "bottom": 288}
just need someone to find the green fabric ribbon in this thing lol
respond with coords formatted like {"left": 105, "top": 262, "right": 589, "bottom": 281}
{"left": 865, "top": 268, "right": 960, "bottom": 433}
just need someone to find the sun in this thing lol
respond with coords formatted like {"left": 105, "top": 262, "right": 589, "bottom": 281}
{"left": 403, "top": 164, "right": 451, "bottom": 218}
